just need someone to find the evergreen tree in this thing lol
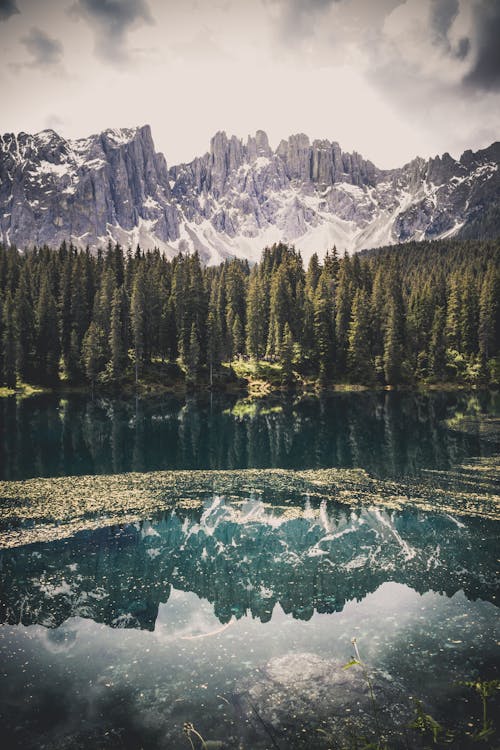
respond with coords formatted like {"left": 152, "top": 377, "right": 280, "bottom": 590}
{"left": 35, "top": 273, "right": 60, "bottom": 384}
{"left": 383, "top": 271, "right": 406, "bottom": 385}
{"left": 246, "top": 269, "right": 266, "bottom": 359}
{"left": 231, "top": 314, "right": 244, "bottom": 358}
{"left": 383, "top": 297, "right": 405, "bottom": 385}
{"left": 429, "top": 306, "right": 447, "bottom": 381}
{"left": 226, "top": 261, "right": 247, "bottom": 359}
{"left": 313, "top": 272, "right": 334, "bottom": 383}
{"left": 131, "top": 266, "right": 148, "bottom": 382}
{"left": 187, "top": 322, "right": 200, "bottom": 381}
{"left": 14, "top": 268, "right": 35, "bottom": 382}
{"left": 334, "top": 255, "right": 352, "bottom": 375}
{"left": 305, "top": 253, "right": 321, "bottom": 294}
{"left": 109, "top": 287, "right": 127, "bottom": 379}
{"left": 280, "top": 322, "right": 294, "bottom": 385}
{"left": 347, "top": 289, "right": 373, "bottom": 384}
{"left": 446, "top": 273, "right": 461, "bottom": 351}
{"left": 59, "top": 257, "right": 73, "bottom": 368}
{"left": 0, "top": 237, "right": 498, "bottom": 390}
{"left": 478, "top": 263, "right": 499, "bottom": 371}
{"left": 2, "top": 291, "right": 16, "bottom": 388}
{"left": 266, "top": 265, "right": 292, "bottom": 358}
{"left": 70, "top": 256, "right": 90, "bottom": 347}
{"left": 459, "top": 271, "right": 478, "bottom": 356}
{"left": 82, "top": 322, "right": 105, "bottom": 390}
{"left": 207, "top": 309, "right": 221, "bottom": 383}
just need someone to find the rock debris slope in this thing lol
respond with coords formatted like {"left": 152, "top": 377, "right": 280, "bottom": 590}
{"left": 1, "top": 125, "right": 499, "bottom": 263}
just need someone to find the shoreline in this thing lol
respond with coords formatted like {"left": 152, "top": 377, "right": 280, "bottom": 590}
{"left": 0, "top": 378, "right": 496, "bottom": 401}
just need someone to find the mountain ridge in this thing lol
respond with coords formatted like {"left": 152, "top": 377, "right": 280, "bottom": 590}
{"left": 1, "top": 124, "right": 499, "bottom": 263}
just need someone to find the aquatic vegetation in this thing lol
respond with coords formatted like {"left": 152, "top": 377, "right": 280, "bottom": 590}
{"left": 0, "top": 452, "right": 499, "bottom": 549}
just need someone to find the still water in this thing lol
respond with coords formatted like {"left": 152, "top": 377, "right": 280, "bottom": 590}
{"left": 0, "top": 390, "right": 499, "bottom": 749}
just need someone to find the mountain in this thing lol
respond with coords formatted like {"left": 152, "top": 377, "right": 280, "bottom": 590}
{"left": 1, "top": 125, "right": 499, "bottom": 263}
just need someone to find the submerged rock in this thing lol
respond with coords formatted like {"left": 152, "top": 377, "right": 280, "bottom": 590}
{"left": 235, "top": 652, "right": 412, "bottom": 748}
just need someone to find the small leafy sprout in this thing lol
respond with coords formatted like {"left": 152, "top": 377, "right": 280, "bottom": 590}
{"left": 342, "top": 638, "right": 386, "bottom": 748}
{"left": 459, "top": 679, "right": 500, "bottom": 741}
{"left": 409, "top": 700, "right": 454, "bottom": 745}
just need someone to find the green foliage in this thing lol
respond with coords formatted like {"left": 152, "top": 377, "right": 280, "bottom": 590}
{"left": 409, "top": 701, "right": 452, "bottom": 745}
{"left": 0, "top": 237, "right": 498, "bottom": 391}
{"left": 2, "top": 291, "right": 16, "bottom": 388}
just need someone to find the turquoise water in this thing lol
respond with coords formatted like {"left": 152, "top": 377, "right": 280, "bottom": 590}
{"left": 0, "top": 391, "right": 499, "bottom": 749}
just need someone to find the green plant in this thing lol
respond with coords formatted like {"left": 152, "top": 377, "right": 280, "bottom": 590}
{"left": 342, "top": 638, "right": 387, "bottom": 750}
{"left": 460, "top": 679, "right": 500, "bottom": 742}
{"left": 409, "top": 700, "right": 454, "bottom": 745}
{"left": 183, "top": 722, "right": 225, "bottom": 750}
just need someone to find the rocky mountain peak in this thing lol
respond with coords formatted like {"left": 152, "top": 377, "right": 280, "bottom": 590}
{"left": 1, "top": 125, "right": 499, "bottom": 263}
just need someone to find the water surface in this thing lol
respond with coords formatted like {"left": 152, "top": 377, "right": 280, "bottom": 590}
{"left": 0, "top": 391, "right": 499, "bottom": 749}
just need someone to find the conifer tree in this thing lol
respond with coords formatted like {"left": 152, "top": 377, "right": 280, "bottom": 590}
{"left": 82, "top": 322, "right": 105, "bottom": 390}
{"left": 207, "top": 309, "right": 221, "bottom": 383}
{"left": 459, "top": 271, "right": 478, "bottom": 357}
{"left": 187, "top": 322, "right": 200, "bottom": 381}
{"left": 429, "top": 306, "right": 447, "bottom": 381}
{"left": 383, "top": 297, "right": 405, "bottom": 385}
{"left": 109, "top": 287, "right": 127, "bottom": 379}
{"left": 226, "top": 261, "right": 247, "bottom": 359}
{"left": 246, "top": 269, "right": 266, "bottom": 359}
{"left": 478, "top": 264, "right": 499, "bottom": 367}
{"left": 266, "top": 265, "right": 291, "bottom": 358}
{"left": 14, "top": 268, "right": 34, "bottom": 382}
{"left": 334, "top": 254, "right": 352, "bottom": 375}
{"left": 306, "top": 253, "right": 321, "bottom": 294}
{"left": 313, "top": 272, "right": 334, "bottom": 383}
{"left": 446, "top": 273, "right": 461, "bottom": 351}
{"left": 2, "top": 291, "right": 16, "bottom": 388}
{"left": 231, "top": 314, "right": 244, "bottom": 358}
{"left": 159, "top": 296, "right": 177, "bottom": 363}
{"left": 59, "top": 257, "right": 73, "bottom": 368}
{"left": 383, "top": 270, "right": 406, "bottom": 385}
{"left": 280, "top": 322, "right": 294, "bottom": 384}
{"left": 347, "top": 289, "right": 372, "bottom": 384}
{"left": 36, "top": 273, "right": 60, "bottom": 384}
{"left": 131, "top": 266, "right": 147, "bottom": 382}
{"left": 70, "top": 256, "right": 90, "bottom": 347}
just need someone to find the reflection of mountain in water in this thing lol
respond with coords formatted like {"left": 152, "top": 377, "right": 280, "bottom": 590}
{"left": 1, "top": 499, "right": 498, "bottom": 630}
{"left": 0, "top": 391, "right": 498, "bottom": 481}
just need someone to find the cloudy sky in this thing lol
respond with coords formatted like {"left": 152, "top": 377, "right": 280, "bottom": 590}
{"left": 0, "top": 0, "right": 499, "bottom": 168}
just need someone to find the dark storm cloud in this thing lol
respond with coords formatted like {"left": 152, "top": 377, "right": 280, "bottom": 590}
{"left": 430, "top": 0, "right": 459, "bottom": 40}
{"left": 429, "top": 0, "right": 469, "bottom": 61}
{"left": 72, "top": 0, "right": 154, "bottom": 63}
{"left": 278, "top": 0, "right": 342, "bottom": 37}
{"left": 0, "top": 0, "right": 19, "bottom": 22}
{"left": 463, "top": 0, "right": 500, "bottom": 91}
{"left": 19, "top": 27, "right": 64, "bottom": 67}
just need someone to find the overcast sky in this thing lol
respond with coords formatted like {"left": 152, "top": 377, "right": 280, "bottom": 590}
{"left": 1, "top": 0, "right": 499, "bottom": 168}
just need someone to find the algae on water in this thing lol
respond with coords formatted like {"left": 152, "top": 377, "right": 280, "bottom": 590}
{"left": 0, "top": 455, "right": 499, "bottom": 548}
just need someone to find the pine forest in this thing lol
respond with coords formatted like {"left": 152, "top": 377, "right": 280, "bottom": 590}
{"left": 0, "top": 238, "right": 499, "bottom": 392}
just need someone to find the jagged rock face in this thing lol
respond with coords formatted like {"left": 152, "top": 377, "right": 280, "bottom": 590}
{"left": 1, "top": 125, "right": 499, "bottom": 263}
{"left": 0, "top": 125, "right": 179, "bottom": 252}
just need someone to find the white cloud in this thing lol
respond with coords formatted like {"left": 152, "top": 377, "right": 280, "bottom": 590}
{"left": 0, "top": 0, "right": 498, "bottom": 169}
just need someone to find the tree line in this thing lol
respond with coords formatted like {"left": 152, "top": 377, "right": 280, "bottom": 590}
{"left": 0, "top": 237, "right": 499, "bottom": 389}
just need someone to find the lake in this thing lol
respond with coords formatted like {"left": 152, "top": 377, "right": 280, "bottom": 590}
{"left": 0, "top": 390, "right": 499, "bottom": 749}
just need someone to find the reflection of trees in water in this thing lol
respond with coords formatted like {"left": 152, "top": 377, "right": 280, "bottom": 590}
{"left": 0, "top": 391, "right": 496, "bottom": 480}
{"left": 0, "top": 501, "right": 498, "bottom": 631}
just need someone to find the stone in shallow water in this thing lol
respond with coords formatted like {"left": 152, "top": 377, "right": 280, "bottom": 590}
{"left": 235, "top": 652, "right": 411, "bottom": 748}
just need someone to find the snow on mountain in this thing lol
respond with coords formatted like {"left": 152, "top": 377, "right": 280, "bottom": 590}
{"left": 0, "top": 125, "right": 499, "bottom": 263}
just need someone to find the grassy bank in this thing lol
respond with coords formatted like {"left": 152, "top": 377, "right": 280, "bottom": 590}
{"left": 0, "top": 359, "right": 496, "bottom": 399}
